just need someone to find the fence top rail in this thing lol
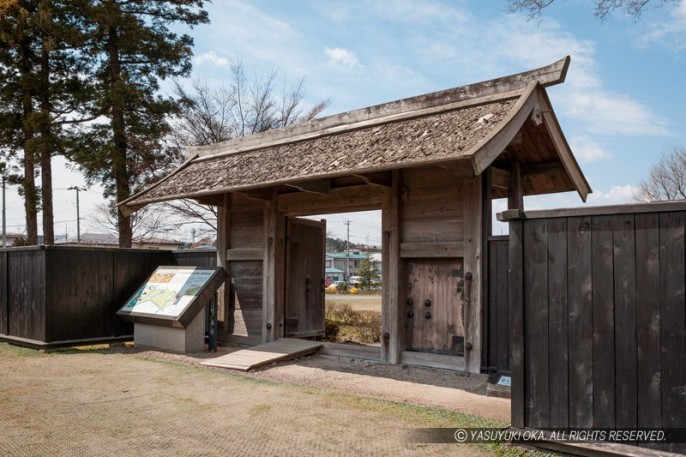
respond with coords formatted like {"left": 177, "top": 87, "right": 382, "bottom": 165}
{"left": 0, "top": 245, "right": 176, "bottom": 254}
{"left": 497, "top": 200, "right": 686, "bottom": 222}
{"left": 172, "top": 248, "right": 217, "bottom": 254}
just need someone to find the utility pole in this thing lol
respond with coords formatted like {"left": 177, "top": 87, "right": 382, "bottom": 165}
{"left": 192, "top": 228, "right": 196, "bottom": 243}
{"left": 68, "top": 186, "right": 82, "bottom": 243}
{"left": 2, "top": 175, "right": 6, "bottom": 248}
{"left": 345, "top": 220, "right": 351, "bottom": 281}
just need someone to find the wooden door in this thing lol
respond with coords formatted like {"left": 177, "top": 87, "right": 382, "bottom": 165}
{"left": 285, "top": 218, "right": 326, "bottom": 337}
{"left": 406, "top": 258, "right": 465, "bottom": 354}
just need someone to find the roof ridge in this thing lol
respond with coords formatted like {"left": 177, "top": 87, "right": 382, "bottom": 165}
{"left": 190, "top": 56, "right": 570, "bottom": 161}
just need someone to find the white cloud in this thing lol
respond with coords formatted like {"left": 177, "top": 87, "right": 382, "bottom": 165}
{"left": 406, "top": 11, "right": 669, "bottom": 138}
{"left": 558, "top": 90, "right": 670, "bottom": 136}
{"left": 194, "top": 51, "right": 230, "bottom": 67}
{"left": 324, "top": 47, "right": 362, "bottom": 69}
{"left": 639, "top": 0, "right": 686, "bottom": 51}
{"left": 569, "top": 136, "right": 613, "bottom": 163}
{"left": 586, "top": 185, "right": 641, "bottom": 205}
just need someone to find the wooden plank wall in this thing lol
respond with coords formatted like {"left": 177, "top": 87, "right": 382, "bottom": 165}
{"left": 486, "top": 237, "right": 509, "bottom": 374}
{"left": 7, "top": 249, "right": 46, "bottom": 341}
{"left": 228, "top": 201, "right": 265, "bottom": 343}
{"left": 509, "top": 211, "right": 686, "bottom": 453}
{"left": 1, "top": 247, "right": 172, "bottom": 344}
{"left": 401, "top": 167, "right": 463, "bottom": 245}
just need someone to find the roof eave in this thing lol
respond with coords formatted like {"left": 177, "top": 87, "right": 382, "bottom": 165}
{"left": 535, "top": 88, "right": 592, "bottom": 202}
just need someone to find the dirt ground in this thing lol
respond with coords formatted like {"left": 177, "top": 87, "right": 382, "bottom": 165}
{"left": 0, "top": 342, "right": 522, "bottom": 457}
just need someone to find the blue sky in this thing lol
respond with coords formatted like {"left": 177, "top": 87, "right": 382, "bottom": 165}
{"left": 4, "top": 0, "right": 686, "bottom": 243}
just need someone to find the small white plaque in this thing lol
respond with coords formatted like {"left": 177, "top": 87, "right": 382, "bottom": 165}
{"left": 497, "top": 375, "right": 511, "bottom": 387}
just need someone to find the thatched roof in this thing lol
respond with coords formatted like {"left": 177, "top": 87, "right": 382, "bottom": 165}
{"left": 121, "top": 56, "right": 590, "bottom": 214}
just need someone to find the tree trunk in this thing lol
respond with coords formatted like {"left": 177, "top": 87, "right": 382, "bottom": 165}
{"left": 40, "top": 36, "right": 54, "bottom": 245}
{"left": 107, "top": 26, "right": 132, "bottom": 248}
{"left": 19, "top": 19, "right": 38, "bottom": 245}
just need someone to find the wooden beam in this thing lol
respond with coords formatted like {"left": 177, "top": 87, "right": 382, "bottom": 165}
{"left": 491, "top": 167, "right": 510, "bottom": 190}
{"left": 216, "top": 194, "right": 233, "bottom": 342}
{"left": 381, "top": 171, "right": 403, "bottom": 363}
{"left": 277, "top": 185, "right": 384, "bottom": 216}
{"left": 463, "top": 176, "right": 483, "bottom": 374}
{"left": 508, "top": 162, "right": 524, "bottom": 210}
{"left": 261, "top": 190, "right": 285, "bottom": 343}
{"left": 235, "top": 188, "right": 274, "bottom": 202}
{"left": 194, "top": 194, "right": 224, "bottom": 206}
{"left": 400, "top": 241, "right": 464, "bottom": 258}
{"left": 285, "top": 179, "right": 330, "bottom": 195}
{"left": 353, "top": 171, "right": 392, "bottom": 188}
{"left": 498, "top": 199, "right": 686, "bottom": 222}
{"left": 226, "top": 248, "right": 264, "bottom": 261}
{"left": 521, "top": 160, "right": 565, "bottom": 177}
{"left": 437, "top": 162, "right": 475, "bottom": 179}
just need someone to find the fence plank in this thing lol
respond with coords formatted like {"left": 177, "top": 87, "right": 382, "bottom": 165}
{"left": 612, "top": 215, "right": 638, "bottom": 429}
{"left": 8, "top": 250, "right": 46, "bottom": 341}
{"left": 494, "top": 240, "right": 509, "bottom": 371}
{"left": 591, "top": 215, "right": 615, "bottom": 428}
{"left": 547, "top": 218, "right": 568, "bottom": 428}
{"left": 567, "top": 216, "right": 593, "bottom": 427}
{"left": 659, "top": 212, "right": 686, "bottom": 453}
{"left": 635, "top": 213, "right": 662, "bottom": 451}
{"left": 508, "top": 220, "right": 525, "bottom": 428}
{"left": 0, "top": 252, "right": 7, "bottom": 335}
{"left": 523, "top": 219, "right": 549, "bottom": 428}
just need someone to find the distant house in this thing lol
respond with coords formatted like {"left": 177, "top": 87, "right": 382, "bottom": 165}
{"left": 325, "top": 267, "right": 344, "bottom": 283}
{"left": 326, "top": 251, "right": 369, "bottom": 280}
{"left": 62, "top": 232, "right": 183, "bottom": 249}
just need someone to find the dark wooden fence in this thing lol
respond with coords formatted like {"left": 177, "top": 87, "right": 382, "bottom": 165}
{"left": 173, "top": 249, "right": 216, "bottom": 267}
{"left": 484, "top": 236, "right": 510, "bottom": 375}
{"left": 0, "top": 246, "right": 217, "bottom": 348}
{"left": 502, "top": 202, "right": 686, "bottom": 453}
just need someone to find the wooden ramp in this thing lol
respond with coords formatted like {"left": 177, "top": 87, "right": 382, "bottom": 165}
{"left": 201, "top": 338, "right": 322, "bottom": 371}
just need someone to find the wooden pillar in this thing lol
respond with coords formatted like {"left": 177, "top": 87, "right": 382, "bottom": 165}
{"left": 381, "top": 170, "right": 403, "bottom": 363}
{"left": 508, "top": 162, "right": 523, "bottom": 210}
{"left": 262, "top": 190, "right": 286, "bottom": 342}
{"left": 216, "top": 193, "right": 233, "bottom": 343}
{"left": 463, "top": 175, "right": 483, "bottom": 373}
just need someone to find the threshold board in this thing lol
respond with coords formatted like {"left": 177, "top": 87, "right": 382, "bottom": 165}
{"left": 202, "top": 338, "right": 322, "bottom": 371}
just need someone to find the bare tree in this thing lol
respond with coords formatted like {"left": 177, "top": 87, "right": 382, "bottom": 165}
{"left": 506, "top": 0, "right": 679, "bottom": 20}
{"left": 164, "top": 60, "right": 330, "bottom": 231}
{"left": 88, "top": 202, "right": 183, "bottom": 241}
{"left": 636, "top": 147, "right": 686, "bottom": 201}
{"left": 172, "top": 61, "right": 329, "bottom": 146}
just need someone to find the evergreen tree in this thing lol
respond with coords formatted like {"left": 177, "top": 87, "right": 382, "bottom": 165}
{"left": 357, "top": 258, "right": 380, "bottom": 291}
{"left": 72, "top": 0, "right": 208, "bottom": 247}
{"left": 0, "top": 0, "right": 40, "bottom": 244}
{"left": 0, "top": 0, "right": 93, "bottom": 245}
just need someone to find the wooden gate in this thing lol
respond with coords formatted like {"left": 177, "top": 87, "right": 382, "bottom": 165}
{"left": 284, "top": 218, "right": 326, "bottom": 337}
{"left": 406, "top": 258, "right": 464, "bottom": 355}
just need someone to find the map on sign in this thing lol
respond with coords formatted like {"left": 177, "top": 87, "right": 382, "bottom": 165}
{"left": 121, "top": 267, "right": 216, "bottom": 318}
